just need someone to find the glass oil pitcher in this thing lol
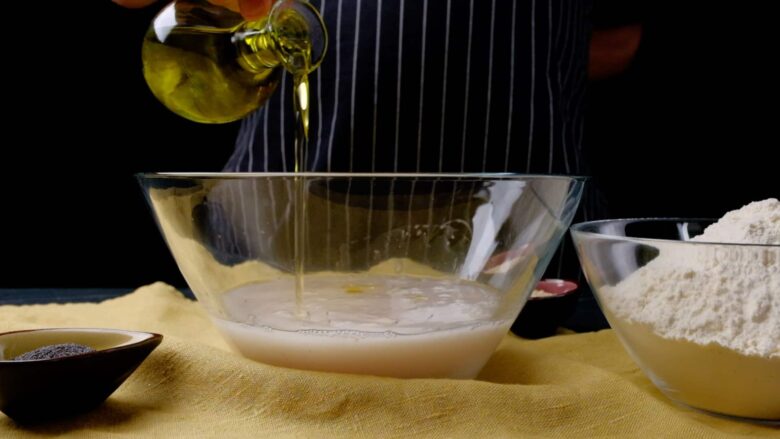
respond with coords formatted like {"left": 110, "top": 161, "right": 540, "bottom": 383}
{"left": 142, "top": 0, "right": 327, "bottom": 124}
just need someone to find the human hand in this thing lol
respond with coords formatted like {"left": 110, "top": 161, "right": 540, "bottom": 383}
{"left": 112, "top": 0, "right": 272, "bottom": 20}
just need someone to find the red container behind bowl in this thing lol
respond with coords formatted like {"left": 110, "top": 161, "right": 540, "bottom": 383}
{"left": 510, "top": 279, "right": 580, "bottom": 339}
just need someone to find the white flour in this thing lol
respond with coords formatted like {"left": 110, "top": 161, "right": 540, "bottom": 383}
{"left": 603, "top": 198, "right": 780, "bottom": 358}
{"left": 696, "top": 198, "right": 780, "bottom": 245}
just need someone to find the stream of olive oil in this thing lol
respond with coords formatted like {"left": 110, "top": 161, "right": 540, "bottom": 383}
{"left": 263, "top": 10, "right": 313, "bottom": 315}
{"left": 292, "top": 69, "right": 309, "bottom": 315}
{"left": 142, "top": 6, "right": 314, "bottom": 311}
{"left": 241, "top": 14, "right": 311, "bottom": 313}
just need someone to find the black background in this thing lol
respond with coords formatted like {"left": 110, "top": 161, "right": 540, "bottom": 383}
{"left": 1, "top": 1, "right": 776, "bottom": 288}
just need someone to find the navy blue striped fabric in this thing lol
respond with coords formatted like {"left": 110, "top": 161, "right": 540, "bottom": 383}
{"left": 219, "top": 0, "right": 595, "bottom": 281}
{"left": 226, "top": 0, "right": 590, "bottom": 176}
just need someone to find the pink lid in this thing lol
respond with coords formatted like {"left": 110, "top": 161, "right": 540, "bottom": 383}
{"left": 535, "top": 279, "right": 578, "bottom": 296}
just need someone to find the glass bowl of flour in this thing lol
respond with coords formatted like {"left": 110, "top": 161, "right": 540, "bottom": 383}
{"left": 571, "top": 199, "right": 779, "bottom": 421}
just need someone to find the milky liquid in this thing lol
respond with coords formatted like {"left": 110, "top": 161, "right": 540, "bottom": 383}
{"left": 212, "top": 274, "right": 511, "bottom": 378}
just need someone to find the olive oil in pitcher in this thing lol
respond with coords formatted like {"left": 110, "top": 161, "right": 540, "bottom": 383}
{"left": 142, "top": 0, "right": 326, "bottom": 126}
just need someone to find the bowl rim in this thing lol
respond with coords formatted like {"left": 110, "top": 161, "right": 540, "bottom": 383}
{"left": 137, "top": 172, "right": 589, "bottom": 181}
{"left": 570, "top": 218, "right": 780, "bottom": 248}
{"left": 0, "top": 328, "right": 163, "bottom": 364}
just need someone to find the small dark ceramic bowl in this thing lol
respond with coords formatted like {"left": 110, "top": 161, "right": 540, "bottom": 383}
{"left": 0, "top": 328, "right": 162, "bottom": 423}
{"left": 511, "top": 279, "right": 580, "bottom": 339}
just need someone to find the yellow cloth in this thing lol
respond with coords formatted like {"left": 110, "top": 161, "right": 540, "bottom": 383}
{"left": 0, "top": 284, "right": 776, "bottom": 438}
